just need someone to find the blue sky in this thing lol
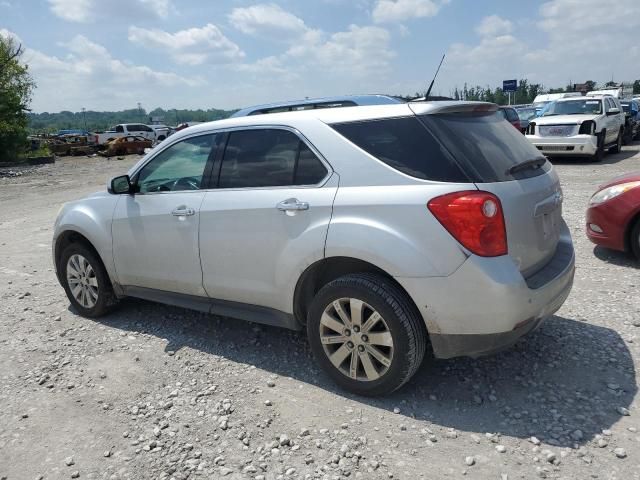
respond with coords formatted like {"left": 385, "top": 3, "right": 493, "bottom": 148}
{"left": 2, "top": 0, "right": 639, "bottom": 113}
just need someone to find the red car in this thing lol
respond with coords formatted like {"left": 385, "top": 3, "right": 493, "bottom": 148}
{"left": 586, "top": 172, "right": 640, "bottom": 259}
{"left": 498, "top": 106, "right": 521, "bottom": 131}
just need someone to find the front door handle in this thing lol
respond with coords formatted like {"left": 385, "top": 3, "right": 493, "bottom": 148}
{"left": 171, "top": 206, "right": 196, "bottom": 217}
{"left": 276, "top": 198, "right": 309, "bottom": 212}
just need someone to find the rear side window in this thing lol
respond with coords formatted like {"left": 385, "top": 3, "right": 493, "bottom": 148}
{"left": 218, "top": 129, "right": 328, "bottom": 188}
{"left": 332, "top": 117, "right": 468, "bottom": 182}
{"left": 419, "top": 112, "right": 549, "bottom": 182}
{"left": 504, "top": 108, "right": 519, "bottom": 122}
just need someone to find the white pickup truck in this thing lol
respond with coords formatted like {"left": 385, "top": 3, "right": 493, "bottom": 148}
{"left": 95, "top": 124, "right": 157, "bottom": 145}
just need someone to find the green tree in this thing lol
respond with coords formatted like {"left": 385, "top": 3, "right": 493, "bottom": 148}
{"left": 0, "top": 35, "right": 35, "bottom": 162}
{"left": 633, "top": 80, "right": 640, "bottom": 94}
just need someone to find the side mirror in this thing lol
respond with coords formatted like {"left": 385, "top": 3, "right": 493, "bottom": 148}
{"left": 108, "top": 175, "right": 132, "bottom": 194}
{"left": 607, "top": 107, "right": 620, "bottom": 116}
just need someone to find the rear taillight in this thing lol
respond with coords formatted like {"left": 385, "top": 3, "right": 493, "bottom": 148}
{"left": 428, "top": 191, "right": 507, "bottom": 257}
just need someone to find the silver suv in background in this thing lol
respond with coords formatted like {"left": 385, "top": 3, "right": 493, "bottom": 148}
{"left": 53, "top": 102, "right": 575, "bottom": 395}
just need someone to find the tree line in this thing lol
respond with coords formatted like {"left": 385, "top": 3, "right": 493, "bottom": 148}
{"left": 446, "top": 79, "right": 640, "bottom": 105}
{"left": 28, "top": 107, "right": 238, "bottom": 134}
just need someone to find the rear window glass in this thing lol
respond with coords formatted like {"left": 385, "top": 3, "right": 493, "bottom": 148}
{"left": 419, "top": 112, "right": 549, "bottom": 182}
{"left": 331, "top": 117, "right": 468, "bottom": 182}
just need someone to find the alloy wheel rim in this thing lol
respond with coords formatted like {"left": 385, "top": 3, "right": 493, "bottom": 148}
{"left": 319, "top": 298, "right": 394, "bottom": 382}
{"left": 66, "top": 254, "right": 98, "bottom": 309}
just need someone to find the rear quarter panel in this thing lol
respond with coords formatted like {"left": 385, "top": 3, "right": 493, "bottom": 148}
{"left": 325, "top": 184, "right": 470, "bottom": 277}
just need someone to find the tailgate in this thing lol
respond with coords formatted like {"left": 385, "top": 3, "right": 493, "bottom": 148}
{"left": 477, "top": 170, "right": 563, "bottom": 276}
{"left": 411, "top": 103, "right": 564, "bottom": 276}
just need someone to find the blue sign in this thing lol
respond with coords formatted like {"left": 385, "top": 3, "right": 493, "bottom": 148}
{"left": 503, "top": 79, "right": 518, "bottom": 92}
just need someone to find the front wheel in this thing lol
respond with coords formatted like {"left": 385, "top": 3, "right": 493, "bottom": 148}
{"left": 307, "top": 273, "right": 427, "bottom": 396}
{"left": 59, "top": 243, "right": 118, "bottom": 317}
{"left": 590, "top": 132, "right": 604, "bottom": 162}
{"left": 609, "top": 129, "right": 623, "bottom": 154}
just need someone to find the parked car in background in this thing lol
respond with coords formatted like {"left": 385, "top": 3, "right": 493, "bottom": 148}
{"left": 149, "top": 124, "right": 172, "bottom": 141}
{"left": 498, "top": 106, "right": 521, "bottom": 131}
{"left": 53, "top": 101, "right": 574, "bottom": 395}
{"left": 175, "top": 121, "right": 203, "bottom": 132}
{"left": 620, "top": 99, "right": 640, "bottom": 144}
{"left": 526, "top": 95, "right": 625, "bottom": 162}
{"left": 532, "top": 92, "right": 582, "bottom": 114}
{"left": 515, "top": 107, "right": 538, "bottom": 133}
{"left": 56, "top": 129, "right": 90, "bottom": 137}
{"left": 95, "top": 124, "right": 156, "bottom": 145}
{"left": 231, "top": 94, "right": 404, "bottom": 117}
{"left": 46, "top": 135, "right": 97, "bottom": 156}
{"left": 587, "top": 89, "right": 623, "bottom": 99}
{"left": 98, "top": 136, "right": 152, "bottom": 157}
{"left": 586, "top": 172, "right": 640, "bottom": 260}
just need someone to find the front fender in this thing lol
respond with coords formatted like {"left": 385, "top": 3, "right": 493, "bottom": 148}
{"left": 53, "top": 194, "right": 119, "bottom": 283}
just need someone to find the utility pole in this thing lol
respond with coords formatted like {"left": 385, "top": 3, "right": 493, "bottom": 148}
{"left": 137, "top": 102, "right": 143, "bottom": 122}
{"left": 81, "top": 107, "right": 87, "bottom": 131}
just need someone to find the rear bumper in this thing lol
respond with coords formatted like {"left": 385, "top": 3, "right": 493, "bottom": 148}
{"left": 429, "top": 317, "right": 544, "bottom": 359}
{"left": 396, "top": 226, "right": 575, "bottom": 359}
{"left": 527, "top": 134, "right": 598, "bottom": 156}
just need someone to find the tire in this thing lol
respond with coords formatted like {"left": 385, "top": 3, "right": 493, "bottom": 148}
{"left": 307, "top": 273, "right": 427, "bottom": 396}
{"left": 631, "top": 219, "right": 640, "bottom": 261}
{"left": 59, "top": 243, "right": 118, "bottom": 318}
{"left": 608, "top": 129, "right": 623, "bottom": 154}
{"left": 590, "top": 131, "right": 604, "bottom": 162}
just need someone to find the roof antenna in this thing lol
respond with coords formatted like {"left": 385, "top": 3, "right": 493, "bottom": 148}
{"left": 424, "top": 54, "right": 446, "bottom": 100}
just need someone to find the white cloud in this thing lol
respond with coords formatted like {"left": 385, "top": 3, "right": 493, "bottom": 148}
{"left": 48, "top": 0, "right": 172, "bottom": 23}
{"left": 0, "top": 30, "right": 202, "bottom": 112}
{"left": 128, "top": 24, "right": 245, "bottom": 65}
{"left": 445, "top": 0, "right": 640, "bottom": 92}
{"left": 475, "top": 15, "right": 512, "bottom": 37}
{"left": 228, "top": 3, "right": 308, "bottom": 37}
{"left": 372, "top": 0, "right": 448, "bottom": 24}
{"left": 286, "top": 25, "right": 394, "bottom": 74}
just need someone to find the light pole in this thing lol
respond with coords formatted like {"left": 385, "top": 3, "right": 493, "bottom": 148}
{"left": 81, "top": 107, "right": 87, "bottom": 131}
{"left": 137, "top": 102, "right": 143, "bottom": 122}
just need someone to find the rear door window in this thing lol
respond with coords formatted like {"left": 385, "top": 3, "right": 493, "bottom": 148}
{"left": 218, "top": 129, "right": 328, "bottom": 188}
{"left": 419, "top": 112, "right": 549, "bottom": 182}
{"left": 331, "top": 117, "right": 468, "bottom": 182}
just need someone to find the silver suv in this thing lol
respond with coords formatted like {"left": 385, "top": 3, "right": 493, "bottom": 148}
{"left": 53, "top": 102, "right": 575, "bottom": 395}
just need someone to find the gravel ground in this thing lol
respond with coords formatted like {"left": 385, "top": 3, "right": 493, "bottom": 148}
{"left": 0, "top": 146, "right": 639, "bottom": 480}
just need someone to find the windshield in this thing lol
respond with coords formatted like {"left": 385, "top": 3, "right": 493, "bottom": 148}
{"left": 542, "top": 99, "right": 602, "bottom": 116}
{"left": 516, "top": 108, "right": 537, "bottom": 121}
{"left": 532, "top": 101, "right": 551, "bottom": 109}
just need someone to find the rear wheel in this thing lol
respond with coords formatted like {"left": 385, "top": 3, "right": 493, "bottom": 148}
{"left": 307, "top": 273, "right": 427, "bottom": 396}
{"left": 609, "top": 129, "right": 623, "bottom": 154}
{"left": 59, "top": 243, "right": 118, "bottom": 317}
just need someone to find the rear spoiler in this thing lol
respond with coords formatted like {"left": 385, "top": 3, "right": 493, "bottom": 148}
{"left": 409, "top": 102, "right": 499, "bottom": 116}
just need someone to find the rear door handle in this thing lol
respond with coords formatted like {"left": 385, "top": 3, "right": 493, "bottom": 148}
{"left": 171, "top": 206, "right": 196, "bottom": 217}
{"left": 276, "top": 198, "right": 309, "bottom": 212}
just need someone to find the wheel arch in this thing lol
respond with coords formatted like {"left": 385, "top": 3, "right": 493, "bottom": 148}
{"left": 293, "top": 256, "right": 425, "bottom": 331}
{"left": 624, "top": 208, "right": 640, "bottom": 253}
{"left": 54, "top": 230, "right": 104, "bottom": 283}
